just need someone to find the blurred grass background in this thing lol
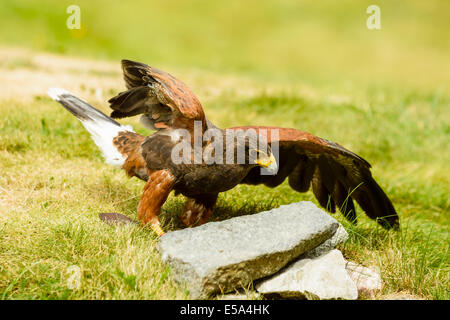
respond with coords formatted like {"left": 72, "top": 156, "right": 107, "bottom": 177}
{"left": 1, "top": 0, "right": 449, "bottom": 87}
{"left": 0, "top": 0, "right": 448, "bottom": 299}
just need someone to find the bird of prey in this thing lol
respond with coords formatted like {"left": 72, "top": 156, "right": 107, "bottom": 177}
{"left": 48, "top": 60, "right": 399, "bottom": 236}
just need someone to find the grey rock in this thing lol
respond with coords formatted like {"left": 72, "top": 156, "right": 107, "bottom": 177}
{"left": 255, "top": 249, "right": 358, "bottom": 300}
{"left": 157, "top": 201, "right": 339, "bottom": 299}
{"left": 304, "top": 223, "right": 348, "bottom": 258}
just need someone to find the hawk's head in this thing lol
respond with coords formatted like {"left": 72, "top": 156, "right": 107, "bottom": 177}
{"left": 230, "top": 129, "right": 278, "bottom": 175}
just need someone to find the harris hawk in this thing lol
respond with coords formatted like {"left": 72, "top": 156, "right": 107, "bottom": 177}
{"left": 48, "top": 60, "right": 399, "bottom": 236}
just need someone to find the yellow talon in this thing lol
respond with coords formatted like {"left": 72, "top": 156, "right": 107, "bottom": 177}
{"left": 151, "top": 223, "right": 165, "bottom": 237}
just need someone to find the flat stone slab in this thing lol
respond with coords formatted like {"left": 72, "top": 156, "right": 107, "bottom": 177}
{"left": 157, "top": 201, "right": 339, "bottom": 299}
{"left": 255, "top": 249, "right": 358, "bottom": 300}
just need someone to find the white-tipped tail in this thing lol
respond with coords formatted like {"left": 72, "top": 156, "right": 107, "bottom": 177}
{"left": 47, "top": 88, "right": 134, "bottom": 167}
{"left": 47, "top": 88, "right": 71, "bottom": 101}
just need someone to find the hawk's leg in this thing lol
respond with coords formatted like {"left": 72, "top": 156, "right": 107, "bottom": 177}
{"left": 137, "top": 169, "right": 175, "bottom": 236}
{"left": 180, "top": 194, "right": 218, "bottom": 227}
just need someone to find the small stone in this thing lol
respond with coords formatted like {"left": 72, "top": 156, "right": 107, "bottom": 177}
{"left": 345, "top": 261, "right": 382, "bottom": 297}
{"left": 381, "top": 292, "right": 426, "bottom": 300}
{"left": 256, "top": 249, "right": 358, "bottom": 300}
{"left": 217, "top": 291, "right": 261, "bottom": 300}
{"left": 98, "top": 212, "right": 138, "bottom": 226}
{"left": 157, "top": 201, "right": 339, "bottom": 299}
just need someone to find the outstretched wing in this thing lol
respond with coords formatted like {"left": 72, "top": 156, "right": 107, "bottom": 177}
{"left": 108, "top": 60, "right": 205, "bottom": 131}
{"left": 230, "top": 126, "right": 399, "bottom": 229}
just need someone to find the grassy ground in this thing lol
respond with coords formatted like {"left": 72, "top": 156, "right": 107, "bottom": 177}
{"left": 0, "top": 1, "right": 449, "bottom": 299}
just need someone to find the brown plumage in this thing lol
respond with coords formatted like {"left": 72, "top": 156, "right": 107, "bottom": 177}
{"left": 113, "top": 131, "right": 148, "bottom": 180}
{"left": 49, "top": 60, "right": 399, "bottom": 236}
{"left": 109, "top": 60, "right": 206, "bottom": 131}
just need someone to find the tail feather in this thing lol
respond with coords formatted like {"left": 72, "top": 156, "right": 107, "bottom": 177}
{"left": 47, "top": 88, "right": 134, "bottom": 167}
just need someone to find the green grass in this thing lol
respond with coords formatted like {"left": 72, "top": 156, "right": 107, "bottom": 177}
{"left": 0, "top": 0, "right": 449, "bottom": 299}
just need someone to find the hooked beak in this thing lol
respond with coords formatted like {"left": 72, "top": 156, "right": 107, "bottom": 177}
{"left": 255, "top": 153, "right": 278, "bottom": 175}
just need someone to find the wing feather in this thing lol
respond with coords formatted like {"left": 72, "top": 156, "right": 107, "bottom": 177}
{"left": 109, "top": 60, "right": 206, "bottom": 132}
{"left": 231, "top": 126, "right": 399, "bottom": 229}
{"left": 288, "top": 156, "right": 315, "bottom": 192}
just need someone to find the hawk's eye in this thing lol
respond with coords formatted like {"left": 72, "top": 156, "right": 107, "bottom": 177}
{"left": 250, "top": 149, "right": 266, "bottom": 160}
{"left": 248, "top": 149, "right": 258, "bottom": 161}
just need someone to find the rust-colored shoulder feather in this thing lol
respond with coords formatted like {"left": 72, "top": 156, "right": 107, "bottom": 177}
{"left": 113, "top": 131, "right": 148, "bottom": 181}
